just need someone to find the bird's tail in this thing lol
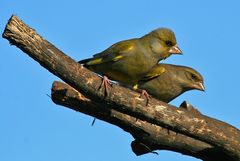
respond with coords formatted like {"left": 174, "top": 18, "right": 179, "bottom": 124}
{"left": 78, "top": 58, "right": 92, "bottom": 66}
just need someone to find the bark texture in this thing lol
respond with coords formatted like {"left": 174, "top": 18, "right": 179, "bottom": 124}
{"left": 52, "top": 81, "right": 231, "bottom": 161}
{"left": 2, "top": 15, "right": 240, "bottom": 161}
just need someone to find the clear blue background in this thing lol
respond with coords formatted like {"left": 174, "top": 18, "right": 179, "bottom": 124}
{"left": 1, "top": 1, "right": 239, "bottom": 161}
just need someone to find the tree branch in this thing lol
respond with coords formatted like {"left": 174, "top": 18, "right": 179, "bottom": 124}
{"left": 51, "top": 81, "right": 231, "bottom": 161}
{"left": 2, "top": 15, "right": 240, "bottom": 160}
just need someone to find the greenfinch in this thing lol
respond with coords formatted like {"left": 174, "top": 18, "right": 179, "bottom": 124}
{"left": 137, "top": 64, "right": 205, "bottom": 103}
{"left": 79, "top": 28, "right": 182, "bottom": 87}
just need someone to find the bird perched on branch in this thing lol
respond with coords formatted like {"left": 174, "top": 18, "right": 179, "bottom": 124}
{"left": 79, "top": 28, "right": 182, "bottom": 94}
{"left": 137, "top": 64, "right": 205, "bottom": 103}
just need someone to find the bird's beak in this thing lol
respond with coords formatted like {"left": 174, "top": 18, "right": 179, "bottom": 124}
{"left": 194, "top": 82, "right": 205, "bottom": 91}
{"left": 169, "top": 44, "right": 182, "bottom": 55}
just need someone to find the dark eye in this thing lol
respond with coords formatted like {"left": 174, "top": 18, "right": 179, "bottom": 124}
{"left": 191, "top": 74, "right": 197, "bottom": 80}
{"left": 165, "top": 40, "right": 173, "bottom": 46}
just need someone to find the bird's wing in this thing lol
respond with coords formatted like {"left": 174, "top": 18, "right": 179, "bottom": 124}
{"left": 140, "top": 65, "right": 166, "bottom": 81}
{"left": 86, "top": 39, "right": 136, "bottom": 65}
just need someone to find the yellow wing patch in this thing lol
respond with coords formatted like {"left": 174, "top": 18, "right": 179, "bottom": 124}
{"left": 126, "top": 45, "right": 134, "bottom": 51}
{"left": 87, "top": 58, "right": 103, "bottom": 65}
{"left": 112, "top": 44, "right": 134, "bottom": 61}
{"left": 86, "top": 43, "right": 134, "bottom": 65}
{"left": 143, "top": 66, "right": 166, "bottom": 80}
{"left": 112, "top": 55, "right": 124, "bottom": 61}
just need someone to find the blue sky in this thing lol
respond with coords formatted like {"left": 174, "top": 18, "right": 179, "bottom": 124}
{"left": 1, "top": 1, "right": 239, "bottom": 161}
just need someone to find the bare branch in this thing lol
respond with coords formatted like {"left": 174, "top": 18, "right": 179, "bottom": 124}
{"left": 52, "top": 81, "right": 232, "bottom": 161}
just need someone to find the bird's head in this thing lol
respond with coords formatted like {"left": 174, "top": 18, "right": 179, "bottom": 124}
{"left": 146, "top": 28, "right": 182, "bottom": 60}
{"left": 180, "top": 66, "right": 205, "bottom": 92}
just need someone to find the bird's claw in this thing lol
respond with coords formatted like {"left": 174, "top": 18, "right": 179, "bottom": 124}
{"left": 98, "top": 76, "right": 112, "bottom": 97}
{"left": 139, "top": 89, "right": 152, "bottom": 106}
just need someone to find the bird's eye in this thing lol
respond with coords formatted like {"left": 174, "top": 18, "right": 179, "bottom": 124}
{"left": 165, "top": 40, "right": 173, "bottom": 46}
{"left": 191, "top": 74, "right": 197, "bottom": 80}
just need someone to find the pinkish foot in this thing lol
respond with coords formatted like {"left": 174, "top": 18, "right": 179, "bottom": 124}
{"left": 98, "top": 76, "right": 112, "bottom": 96}
{"left": 138, "top": 89, "right": 152, "bottom": 106}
